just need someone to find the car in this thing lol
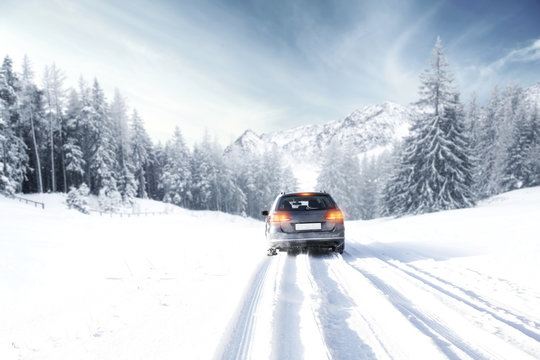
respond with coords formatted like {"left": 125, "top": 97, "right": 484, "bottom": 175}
{"left": 261, "top": 192, "right": 345, "bottom": 256}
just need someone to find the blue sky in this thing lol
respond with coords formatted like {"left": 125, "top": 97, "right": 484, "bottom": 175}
{"left": 1, "top": 0, "right": 539, "bottom": 145}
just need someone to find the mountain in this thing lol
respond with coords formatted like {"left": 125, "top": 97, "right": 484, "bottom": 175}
{"left": 225, "top": 101, "right": 419, "bottom": 162}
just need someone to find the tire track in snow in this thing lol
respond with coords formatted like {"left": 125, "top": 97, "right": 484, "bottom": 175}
{"left": 270, "top": 254, "right": 304, "bottom": 360}
{"left": 305, "top": 252, "right": 378, "bottom": 360}
{"left": 347, "top": 243, "right": 540, "bottom": 358}
{"left": 342, "top": 247, "right": 489, "bottom": 360}
{"left": 405, "top": 263, "right": 540, "bottom": 336}
{"left": 218, "top": 258, "right": 271, "bottom": 360}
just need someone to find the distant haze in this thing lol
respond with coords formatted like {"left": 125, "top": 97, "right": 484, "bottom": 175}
{"left": 1, "top": 0, "right": 539, "bottom": 145}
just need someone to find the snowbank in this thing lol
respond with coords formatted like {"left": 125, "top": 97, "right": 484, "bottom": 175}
{"left": 1, "top": 187, "right": 539, "bottom": 359}
{"left": 0, "top": 193, "right": 265, "bottom": 360}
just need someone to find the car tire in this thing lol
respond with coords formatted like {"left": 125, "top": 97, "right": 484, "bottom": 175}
{"left": 336, "top": 244, "right": 344, "bottom": 254}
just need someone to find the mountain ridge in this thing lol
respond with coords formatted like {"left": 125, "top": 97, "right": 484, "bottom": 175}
{"left": 225, "top": 101, "right": 418, "bottom": 162}
{"left": 226, "top": 83, "right": 540, "bottom": 163}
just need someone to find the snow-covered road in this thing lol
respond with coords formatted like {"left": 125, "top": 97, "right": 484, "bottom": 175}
{"left": 218, "top": 239, "right": 540, "bottom": 360}
{"left": 2, "top": 188, "right": 540, "bottom": 359}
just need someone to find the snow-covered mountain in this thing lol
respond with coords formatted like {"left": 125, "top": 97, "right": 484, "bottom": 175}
{"left": 225, "top": 101, "right": 419, "bottom": 161}
{"left": 227, "top": 82, "right": 540, "bottom": 162}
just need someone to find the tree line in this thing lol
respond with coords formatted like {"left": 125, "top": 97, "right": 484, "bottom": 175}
{"left": 318, "top": 37, "right": 539, "bottom": 219}
{"left": 2, "top": 38, "right": 539, "bottom": 220}
{"left": 0, "top": 55, "right": 296, "bottom": 216}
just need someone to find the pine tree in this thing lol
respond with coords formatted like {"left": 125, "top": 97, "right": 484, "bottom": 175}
{"left": 280, "top": 165, "right": 298, "bottom": 195}
{"left": 358, "top": 156, "right": 379, "bottom": 219}
{"left": 0, "top": 55, "right": 28, "bottom": 194}
{"left": 383, "top": 37, "right": 475, "bottom": 215}
{"left": 524, "top": 106, "right": 540, "bottom": 186}
{"left": 130, "top": 109, "right": 151, "bottom": 198}
{"left": 89, "top": 78, "right": 118, "bottom": 198}
{"left": 63, "top": 89, "right": 86, "bottom": 187}
{"left": 42, "top": 63, "right": 66, "bottom": 192}
{"left": 146, "top": 142, "right": 164, "bottom": 200}
{"left": 491, "top": 84, "right": 523, "bottom": 194}
{"left": 19, "top": 55, "right": 45, "bottom": 193}
{"left": 190, "top": 134, "right": 214, "bottom": 210}
{"left": 475, "top": 85, "right": 502, "bottom": 197}
{"left": 502, "top": 94, "right": 532, "bottom": 190}
{"left": 222, "top": 146, "right": 248, "bottom": 215}
{"left": 160, "top": 127, "right": 191, "bottom": 207}
{"left": 110, "top": 90, "right": 136, "bottom": 204}
{"left": 316, "top": 141, "right": 362, "bottom": 219}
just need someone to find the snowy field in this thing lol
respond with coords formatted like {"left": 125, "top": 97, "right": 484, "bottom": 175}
{"left": 1, "top": 188, "right": 540, "bottom": 359}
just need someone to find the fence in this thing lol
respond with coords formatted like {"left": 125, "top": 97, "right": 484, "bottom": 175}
{"left": 0, "top": 191, "right": 45, "bottom": 209}
{"left": 88, "top": 209, "right": 170, "bottom": 217}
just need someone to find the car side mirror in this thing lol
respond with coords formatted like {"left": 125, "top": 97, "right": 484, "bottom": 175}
{"left": 261, "top": 210, "right": 269, "bottom": 216}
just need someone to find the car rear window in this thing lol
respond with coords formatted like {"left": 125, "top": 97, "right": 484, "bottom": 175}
{"left": 277, "top": 195, "right": 336, "bottom": 211}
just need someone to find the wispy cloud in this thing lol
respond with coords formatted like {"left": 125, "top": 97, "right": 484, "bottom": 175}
{"left": 1, "top": 0, "right": 539, "bottom": 144}
{"left": 493, "top": 38, "right": 540, "bottom": 68}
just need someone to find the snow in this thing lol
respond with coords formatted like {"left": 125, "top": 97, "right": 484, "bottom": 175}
{"left": 2, "top": 187, "right": 540, "bottom": 359}
{"left": 289, "top": 161, "right": 321, "bottom": 191}
{"left": 0, "top": 193, "right": 264, "bottom": 360}
{"left": 227, "top": 101, "right": 416, "bottom": 163}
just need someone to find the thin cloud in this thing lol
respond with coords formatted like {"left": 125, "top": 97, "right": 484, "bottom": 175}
{"left": 493, "top": 38, "right": 540, "bottom": 68}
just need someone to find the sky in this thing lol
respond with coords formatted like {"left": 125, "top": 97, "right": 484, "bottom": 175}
{"left": 1, "top": 0, "right": 539, "bottom": 146}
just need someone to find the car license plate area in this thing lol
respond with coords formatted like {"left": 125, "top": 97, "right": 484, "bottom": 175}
{"left": 295, "top": 223, "right": 321, "bottom": 231}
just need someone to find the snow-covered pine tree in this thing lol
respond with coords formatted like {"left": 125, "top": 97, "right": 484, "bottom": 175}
{"left": 146, "top": 141, "right": 164, "bottom": 200}
{"left": 487, "top": 84, "right": 521, "bottom": 193}
{"left": 0, "top": 55, "right": 28, "bottom": 194}
{"left": 190, "top": 135, "right": 213, "bottom": 210}
{"left": 76, "top": 77, "right": 96, "bottom": 188}
{"left": 110, "top": 90, "right": 130, "bottom": 166}
{"left": 381, "top": 142, "right": 409, "bottom": 216}
{"left": 259, "top": 149, "right": 283, "bottom": 212}
{"left": 474, "top": 85, "right": 502, "bottom": 198}
{"left": 42, "top": 63, "right": 66, "bottom": 192}
{"left": 160, "top": 127, "right": 191, "bottom": 207}
{"left": 89, "top": 78, "right": 119, "bottom": 204}
{"left": 222, "top": 146, "right": 248, "bottom": 215}
{"left": 280, "top": 165, "right": 298, "bottom": 195}
{"left": 465, "top": 92, "right": 481, "bottom": 189}
{"left": 129, "top": 109, "right": 152, "bottom": 199}
{"left": 19, "top": 55, "right": 45, "bottom": 193}
{"left": 111, "top": 91, "right": 137, "bottom": 204}
{"left": 242, "top": 153, "right": 264, "bottom": 218}
{"left": 383, "top": 37, "right": 475, "bottom": 215}
{"left": 190, "top": 133, "right": 240, "bottom": 212}
{"left": 207, "top": 137, "right": 238, "bottom": 212}
{"left": 523, "top": 106, "right": 540, "bottom": 186}
{"left": 357, "top": 155, "right": 379, "bottom": 219}
{"left": 316, "top": 140, "right": 362, "bottom": 219}
{"left": 501, "top": 92, "right": 533, "bottom": 190}
{"left": 66, "top": 183, "right": 90, "bottom": 214}
{"left": 63, "top": 89, "right": 86, "bottom": 187}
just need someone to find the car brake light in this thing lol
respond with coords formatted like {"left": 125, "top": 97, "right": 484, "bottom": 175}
{"left": 326, "top": 210, "right": 343, "bottom": 220}
{"left": 270, "top": 213, "right": 291, "bottom": 222}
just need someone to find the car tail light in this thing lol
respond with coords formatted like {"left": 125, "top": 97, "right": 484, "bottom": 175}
{"left": 326, "top": 210, "right": 343, "bottom": 220}
{"left": 270, "top": 213, "right": 291, "bottom": 222}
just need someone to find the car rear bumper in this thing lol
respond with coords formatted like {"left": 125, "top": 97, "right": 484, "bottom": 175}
{"left": 269, "top": 238, "right": 345, "bottom": 250}
{"left": 268, "top": 230, "right": 345, "bottom": 250}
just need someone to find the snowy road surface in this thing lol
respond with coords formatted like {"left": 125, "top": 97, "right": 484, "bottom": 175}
{"left": 2, "top": 188, "right": 540, "bottom": 359}
{"left": 217, "top": 246, "right": 540, "bottom": 360}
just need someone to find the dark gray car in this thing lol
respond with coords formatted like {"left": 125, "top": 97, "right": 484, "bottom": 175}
{"left": 261, "top": 192, "right": 345, "bottom": 256}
